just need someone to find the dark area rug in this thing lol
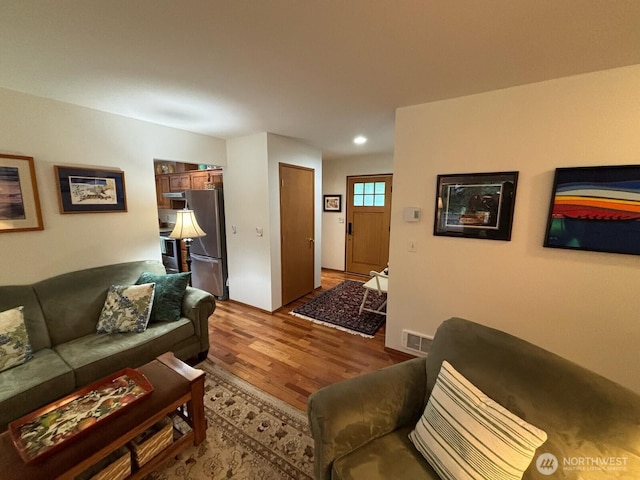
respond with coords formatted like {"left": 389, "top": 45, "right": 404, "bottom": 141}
{"left": 290, "top": 279, "right": 386, "bottom": 337}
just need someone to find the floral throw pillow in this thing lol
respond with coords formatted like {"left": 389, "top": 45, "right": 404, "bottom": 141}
{"left": 0, "top": 306, "right": 34, "bottom": 373}
{"left": 96, "top": 283, "right": 156, "bottom": 334}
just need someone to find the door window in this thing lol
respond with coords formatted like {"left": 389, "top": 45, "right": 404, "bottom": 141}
{"left": 353, "top": 182, "right": 386, "bottom": 207}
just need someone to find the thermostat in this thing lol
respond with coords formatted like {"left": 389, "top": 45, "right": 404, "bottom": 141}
{"left": 403, "top": 207, "right": 421, "bottom": 222}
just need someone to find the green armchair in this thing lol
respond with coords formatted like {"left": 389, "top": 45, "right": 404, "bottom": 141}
{"left": 307, "top": 317, "right": 640, "bottom": 480}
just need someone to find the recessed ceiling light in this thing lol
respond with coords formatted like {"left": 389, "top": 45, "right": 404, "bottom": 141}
{"left": 353, "top": 135, "right": 367, "bottom": 145}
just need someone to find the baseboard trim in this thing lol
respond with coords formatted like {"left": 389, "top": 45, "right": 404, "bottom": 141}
{"left": 384, "top": 346, "right": 417, "bottom": 361}
{"left": 222, "top": 298, "right": 276, "bottom": 315}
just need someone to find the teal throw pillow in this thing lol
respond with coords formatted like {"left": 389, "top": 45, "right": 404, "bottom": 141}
{"left": 136, "top": 271, "right": 191, "bottom": 322}
{"left": 0, "top": 306, "right": 33, "bottom": 373}
{"left": 96, "top": 283, "right": 156, "bottom": 333}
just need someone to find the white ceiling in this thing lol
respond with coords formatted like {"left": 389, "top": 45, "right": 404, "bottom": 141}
{"left": 1, "top": 1, "right": 639, "bottom": 159}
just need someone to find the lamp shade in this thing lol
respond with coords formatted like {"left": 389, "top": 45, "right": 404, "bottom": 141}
{"left": 169, "top": 209, "right": 206, "bottom": 240}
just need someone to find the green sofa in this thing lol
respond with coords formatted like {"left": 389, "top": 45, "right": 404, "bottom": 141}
{"left": 307, "top": 317, "right": 640, "bottom": 479}
{"left": 0, "top": 260, "right": 215, "bottom": 430}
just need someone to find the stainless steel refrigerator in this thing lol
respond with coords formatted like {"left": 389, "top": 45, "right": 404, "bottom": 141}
{"left": 185, "top": 188, "right": 229, "bottom": 300}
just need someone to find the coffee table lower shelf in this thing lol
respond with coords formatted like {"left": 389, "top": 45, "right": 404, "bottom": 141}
{"left": 0, "top": 353, "right": 207, "bottom": 480}
{"left": 127, "top": 423, "right": 194, "bottom": 480}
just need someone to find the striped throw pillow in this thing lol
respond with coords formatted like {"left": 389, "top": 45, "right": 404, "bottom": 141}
{"left": 409, "top": 361, "right": 547, "bottom": 480}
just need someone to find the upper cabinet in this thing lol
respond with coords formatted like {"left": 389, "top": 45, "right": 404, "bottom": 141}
{"left": 155, "top": 167, "right": 223, "bottom": 209}
{"left": 191, "top": 170, "right": 223, "bottom": 190}
{"left": 155, "top": 176, "right": 171, "bottom": 209}
{"left": 169, "top": 173, "right": 191, "bottom": 192}
{"left": 190, "top": 171, "right": 209, "bottom": 190}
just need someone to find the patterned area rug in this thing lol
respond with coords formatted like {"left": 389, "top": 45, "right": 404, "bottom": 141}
{"left": 147, "top": 361, "right": 313, "bottom": 480}
{"left": 290, "top": 279, "right": 386, "bottom": 337}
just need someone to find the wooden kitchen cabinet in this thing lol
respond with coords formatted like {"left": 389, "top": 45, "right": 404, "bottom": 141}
{"left": 155, "top": 170, "right": 223, "bottom": 209}
{"left": 209, "top": 171, "right": 223, "bottom": 186}
{"left": 190, "top": 170, "right": 223, "bottom": 189}
{"left": 190, "top": 171, "right": 211, "bottom": 190}
{"left": 169, "top": 173, "right": 191, "bottom": 191}
{"left": 155, "top": 175, "right": 171, "bottom": 209}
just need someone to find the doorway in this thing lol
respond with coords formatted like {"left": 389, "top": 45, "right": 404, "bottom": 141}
{"left": 346, "top": 174, "right": 393, "bottom": 275}
{"left": 280, "top": 163, "right": 315, "bottom": 305}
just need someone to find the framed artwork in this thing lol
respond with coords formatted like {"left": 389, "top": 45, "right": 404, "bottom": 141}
{"left": 55, "top": 165, "right": 127, "bottom": 213}
{"left": 544, "top": 165, "right": 640, "bottom": 256}
{"left": 323, "top": 194, "right": 342, "bottom": 212}
{"left": 434, "top": 171, "right": 519, "bottom": 241}
{"left": 0, "top": 154, "right": 44, "bottom": 233}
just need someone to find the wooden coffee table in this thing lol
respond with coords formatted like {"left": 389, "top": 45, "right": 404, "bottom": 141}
{"left": 0, "top": 352, "right": 206, "bottom": 480}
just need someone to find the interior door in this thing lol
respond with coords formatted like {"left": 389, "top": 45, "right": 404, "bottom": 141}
{"left": 280, "top": 163, "right": 315, "bottom": 305}
{"left": 346, "top": 174, "right": 393, "bottom": 275}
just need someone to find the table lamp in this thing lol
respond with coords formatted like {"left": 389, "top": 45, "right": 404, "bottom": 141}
{"left": 169, "top": 208, "right": 206, "bottom": 281}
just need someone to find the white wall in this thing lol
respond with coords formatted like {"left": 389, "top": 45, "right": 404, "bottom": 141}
{"left": 322, "top": 153, "right": 394, "bottom": 270}
{"left": 389, "top": 65, "right": 640, "bottom": 393}
{"left": 224, "top": 133, "right": 322, "bottom": 311}
{"left": 224, "top": 133, "right": 272, "bottom": 309}
{"left": 0, "top": 88, "right": 226, "bottom": 285}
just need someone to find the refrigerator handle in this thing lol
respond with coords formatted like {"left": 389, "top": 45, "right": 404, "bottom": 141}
{"left": 190, "top": 252, "right": 215, "bottom": 262}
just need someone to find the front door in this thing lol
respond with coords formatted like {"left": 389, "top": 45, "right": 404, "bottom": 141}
{"left": 280, "top": 163, "right": 315, "bottom": 305}
{"left": 346, "top": 174, "right": 392, "bottom": 275}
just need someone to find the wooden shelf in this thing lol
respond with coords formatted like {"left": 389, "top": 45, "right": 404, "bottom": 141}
{"left": 127, "top": 426, "right": 193, "bottom": 480}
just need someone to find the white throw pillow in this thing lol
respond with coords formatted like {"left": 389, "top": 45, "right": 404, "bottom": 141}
{"left": 0, "top": 306, "right": 33, "bottom": 372}
{"left": 409, "top": 361, "right": 547, "bottom": 480}
{"left": 96, "top": 283, "right": 155, "bottom": 334}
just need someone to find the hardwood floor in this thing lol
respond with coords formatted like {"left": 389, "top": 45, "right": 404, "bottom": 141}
{"left": 206, "top": 269, "right": 414, "bottom": 411}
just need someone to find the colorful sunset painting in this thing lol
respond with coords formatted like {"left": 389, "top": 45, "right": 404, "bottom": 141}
{"left": 544, "top": 165, "right": 640, "bottom": 255}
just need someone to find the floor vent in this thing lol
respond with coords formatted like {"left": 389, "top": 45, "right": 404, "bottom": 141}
{"left": 402, "top": 330, "right": 433, "bottom": 355}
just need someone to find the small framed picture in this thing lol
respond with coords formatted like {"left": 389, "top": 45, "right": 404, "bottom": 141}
{"left": 323, "top": 194, "right": 342, "bottom": 212}
{"left": 434, "top": 171, "right": 519, "bottom": 241}
{"left": 0, "top": 154, "right": 44, "bottom": 233}
{"left": 55, "top": 165, "right": 127, "bottom": 214}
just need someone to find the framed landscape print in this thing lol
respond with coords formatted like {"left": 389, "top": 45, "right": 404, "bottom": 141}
{"left": 0, "top": 154, "right": 44, "bottom": 233}
{"left": 55, "top": 165, "right": 127, "bottom": 213}
{"left": 434, "top": 171, "right": 519, "bottom": 241}
{"left": 544, "top": 165, "right": 640, "bottom": 256}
